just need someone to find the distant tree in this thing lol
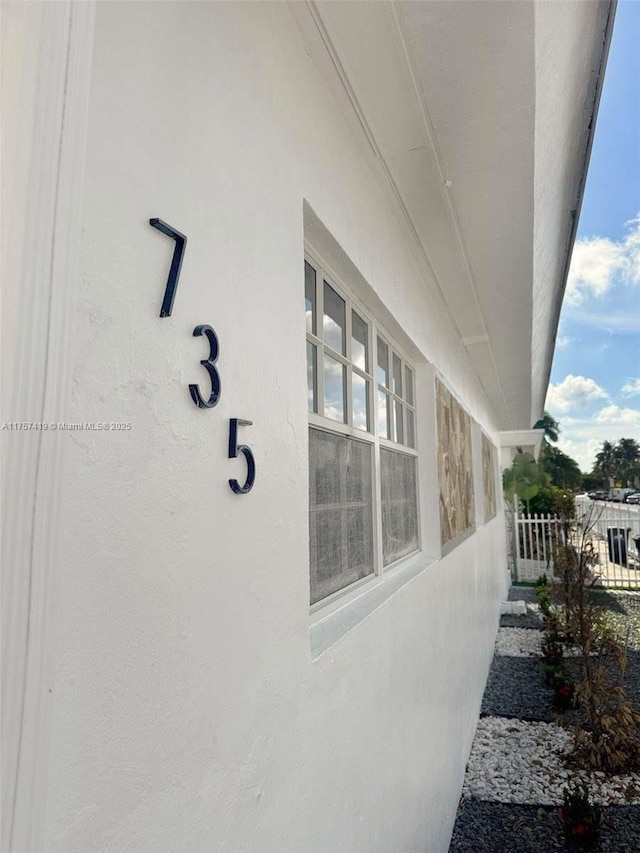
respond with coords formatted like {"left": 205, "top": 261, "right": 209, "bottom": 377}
{"left": 533, "top": 411, "right": 560, "bottom": 444}
{"left": 592, "top": 438, "right": 640, "bottom": 486}
{"left": 541, "top": 444, "right": 582, "bottom": 489}
{"left": 615, "top": 438, "right": 640, "bottom": 486}
{"left": 593, "top": 440, "right": 616, "bottom": 482}
{"left": 582, "top": 473, "right": 607, "bottom": 492}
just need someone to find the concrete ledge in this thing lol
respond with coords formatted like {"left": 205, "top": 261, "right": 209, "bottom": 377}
{"left": 500, "top": 600, "right": 527, "bottom": 615}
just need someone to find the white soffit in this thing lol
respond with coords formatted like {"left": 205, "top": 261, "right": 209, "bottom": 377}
{"left": 500, "top": 429, "right": 546, "bottom": 463}
{"left": 293, "top": 0, "right": 613, "bottom": 431}
{"left": 530, "top": 0, "right": 614, "bottom": 425}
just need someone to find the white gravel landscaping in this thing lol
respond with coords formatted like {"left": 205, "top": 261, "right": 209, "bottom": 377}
{"left": 494, "top": 627, "right": 543, "bottom": 657}
{"left": 495, "top": 626, "right": 583, "bottom": 658}
{"left": 464, "top": 716, "right": 640, "bottom": 806}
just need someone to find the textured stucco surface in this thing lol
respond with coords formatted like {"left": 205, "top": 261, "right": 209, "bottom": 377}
{"left": 41, "top": 4, "right": 507, "bottom": 851}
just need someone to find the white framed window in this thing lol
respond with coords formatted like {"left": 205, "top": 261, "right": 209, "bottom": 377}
{"left": 305, "top": 249, "right": 420, "bottom": 608}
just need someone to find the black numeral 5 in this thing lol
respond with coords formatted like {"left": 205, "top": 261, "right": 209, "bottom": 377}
{"left": 229, "top": 419, "right": 255, "bottom": 494}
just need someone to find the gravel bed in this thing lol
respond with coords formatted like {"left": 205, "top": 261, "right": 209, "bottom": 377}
{"left": 500, "top": 610, "right": 544, "bottom": 629}
{"left": 483, "top": 633, "right": 640, "bottom": 730}
{"left": 563, "top": 649, "right": 640, "bottom": 710}
{"left": 592, "top": 590, "right": 640, "bottom": 651}
{"left": 504, "top": 588, "right": 640, "bottom": 646}
{"left": 501, "top": 595, "right": 544, "bottom": 629}
{"left": 463, "top": 717, "right": 640, "bottom": 807}
{"left": 481, "top": 655, "right": 556, "bottom": 721}
{"left": 450, "top": 588, "right": 640, "bottom": 852}
{"left": 449, "top": 800, "right": 640, "bottom": 853}
{"left": 495, "top": 627, "right": 544, "bottom": 657}
{"left": 509, "top": 586, "right": 539, "bottom": 604}
{"left": 495, "top": 627, "right": 585, "bottom": 658}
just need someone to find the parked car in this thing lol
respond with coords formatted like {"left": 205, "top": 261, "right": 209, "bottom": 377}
{"left": 588, "top": 491, "right": 607, "bottom": 500}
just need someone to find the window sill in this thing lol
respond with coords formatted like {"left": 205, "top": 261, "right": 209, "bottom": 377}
{"left": 309, "top": 551, "right": 437, "bottom": 659}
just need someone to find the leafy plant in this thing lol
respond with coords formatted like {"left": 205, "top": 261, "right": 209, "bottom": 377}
{"left": 539, "top": 597, "right": 576, "bottom": 709}
{"left": 535, "top": 573, "right": 552, "bottom": 615}
{"left": 537, "top": 585, "right": 552, "bottom": 618}
{"left": 503, "top": 452, "right": 546, "bottom": 514}
{"left": 560, "top": 781, "right": 601, "bottom": 850}
{"left": 552, "top": 507, "right": 640, "bottom": 773}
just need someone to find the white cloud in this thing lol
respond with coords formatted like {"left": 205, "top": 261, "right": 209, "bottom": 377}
{"left": 546, "top": 375, "right": 608, "bottom": 413}
{"left": 566, "top": 309, "right": 640, "bottom": 333}
{"left": 565, "top": 215, "right": 640, "bottom": 305}
{"left": 556, "top": 335, "right": 574, "bottom": 348}
{"left": 556, "top": 435, "right": 605, "bottom": 474}
{"left": 621, "top": 378, "right": 640, "bottom": 397}
{"left": 556, "top": 405, "right": 640, "bottom": 472}
{"left": 593, "top": 404, "right": 640, "bottom": 426}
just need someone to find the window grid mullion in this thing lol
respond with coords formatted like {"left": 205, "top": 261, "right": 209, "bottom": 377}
{"left": 321, "top": 347, "right": 351, "bottom": 369}
{"left": 370, "top": 326, "right": 384, "bottom": 577}
{"left": 317, "top": 271, "right": 325, "bottom": 418}
{"left": 339, "top": 436, "right": 348, "bottom": 576}
{"left": 345, "top": 301, "right": 353, "bottom": 428}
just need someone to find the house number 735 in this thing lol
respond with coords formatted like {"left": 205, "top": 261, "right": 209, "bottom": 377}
{"left": 149, "top": 217, "right": 255, "bottom": 494}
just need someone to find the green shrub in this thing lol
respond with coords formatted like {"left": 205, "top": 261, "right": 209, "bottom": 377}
{"left": 526, "top": 485, "right": 576, "bottom": 518}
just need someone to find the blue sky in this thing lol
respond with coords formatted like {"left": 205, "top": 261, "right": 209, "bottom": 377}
{"left": 546, "top": 0, "right": 640, "bottom": 473}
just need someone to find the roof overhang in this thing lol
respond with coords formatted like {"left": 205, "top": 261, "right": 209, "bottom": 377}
{"left": 290, "top": 0, "right": 616, "bottom": 430}
{"left": 500, "top": 429, "right": 546, "bottom": 469}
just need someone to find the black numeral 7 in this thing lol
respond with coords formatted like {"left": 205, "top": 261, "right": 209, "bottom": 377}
{"left": 149, "top": 218, "right": 187, "bottom": 317}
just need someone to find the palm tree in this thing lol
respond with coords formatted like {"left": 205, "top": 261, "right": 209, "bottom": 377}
{"left": 541, "top": 444, "right": 582, "bottom": 489}
{"left": 594, "top": 440, "right": 616, "bottom": 483}
{"left": 533, "top": 411, "right": 560, "bottom": 444}
{"left": 614, "top": 438, "right": 640, "bottom": 486}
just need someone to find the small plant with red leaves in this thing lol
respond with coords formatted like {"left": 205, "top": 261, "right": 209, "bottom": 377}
{"left": 560, "top": 781, "right": 601, "bottom": 850}
{"left": 542, "top": 636, "right": 564, "bottom": 664}
{"left": 552, "top": 671, "right": 575, "bottom": 710}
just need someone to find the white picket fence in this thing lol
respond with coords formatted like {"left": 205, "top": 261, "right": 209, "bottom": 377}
{"left": 514, "top": 513, "right": 561, "bottom": 581}
{"left": 513, "top": 500, "right": 640, "bottom": 589}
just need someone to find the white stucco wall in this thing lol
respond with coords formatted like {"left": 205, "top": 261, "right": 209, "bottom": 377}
{"left": 32, "top": 4, "right": 507, "bottom": 851}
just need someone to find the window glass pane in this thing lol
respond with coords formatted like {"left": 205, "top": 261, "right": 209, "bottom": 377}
{"left": 405, "top": 366, "right": 414, "bottom": 405}
{"left": 323, "top": 282, "right": 345, "bottom": 354}
{"left": 395, "top": 401, "right": 404, "bottom": 445}
{"left": 309, "top": 429, "right": 374, "bottom": 604}
{"left": 307, "top": 342, "right": 317, "bottom": 413}
{"left": 378, "top": 389, "right": 390, "bottom": 439}
{"left": 377, "top": 336, "right": 389, "bottom": 386}
{"left": 352, "top": 373, "right": 370, "bottom": 433}
{"left": 324, "top": 353, "right": 346, "bottom": 423}
{"left": 380, "top": 449, "right": 418, "bottom": 566}
{"left": 305, "top": 261, "right": 316, "bottom": 334}
{"left": 406, "top": 409, "right": 415, "bottom": 449}
{"left": 352, "top": 311, "right": 368, "bottom": 372}
{"left": 392, "top": 352, "right": 402, "bottom": 397}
